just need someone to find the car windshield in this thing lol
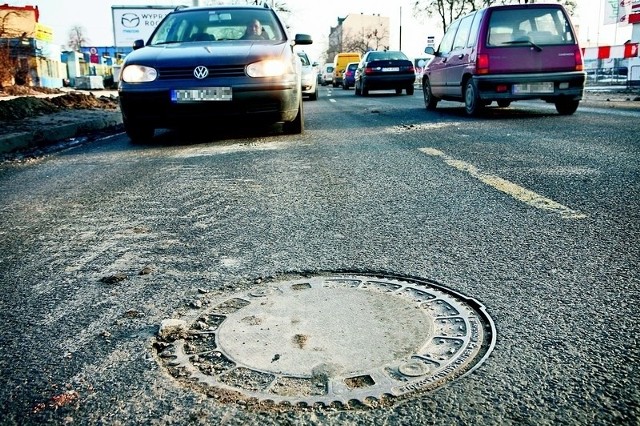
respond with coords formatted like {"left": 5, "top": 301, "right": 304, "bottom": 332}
{"left": 297, "top": 53, "right": 310, "bottom": 66}
{"left": 487, "top": 7, "right": 575, "bottom": 47}
{"left": 149, "top": 8, "right": 285, "bottom": 44}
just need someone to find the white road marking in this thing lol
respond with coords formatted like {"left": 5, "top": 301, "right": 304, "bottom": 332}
{"left": 419, "top": 148, "right": 587, "bottom": 219}
{"left": 330, "top": 99, "right": 336, "bottom": 102}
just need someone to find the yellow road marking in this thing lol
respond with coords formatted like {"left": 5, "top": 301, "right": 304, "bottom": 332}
{"left": 419, "top": 148, "right": 586, "bottom": 219}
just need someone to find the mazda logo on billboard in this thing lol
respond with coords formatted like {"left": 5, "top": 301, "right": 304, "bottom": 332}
{"left": 194, "top": 66, "right": 209, "bottom": 79}
{"left": 121, "top": 13, "right": 140, "bottom": 28}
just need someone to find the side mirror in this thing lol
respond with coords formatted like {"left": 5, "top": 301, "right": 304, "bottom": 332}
{"left": 133, "top": 39, "right": 145, "bottom": 50}
{"left": 424, "top": 46, "right": 435, "bottom": 55}
{"left": 294, "top": 34, "right": 312, "bottom": 46}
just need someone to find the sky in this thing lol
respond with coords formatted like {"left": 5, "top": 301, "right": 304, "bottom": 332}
{"left": 10, "top": 0, "right": 635, "bottom": 61}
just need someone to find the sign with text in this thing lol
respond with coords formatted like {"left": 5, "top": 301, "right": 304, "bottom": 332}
{"left": 112, "top": 6, "right": 173, "bottom": 47}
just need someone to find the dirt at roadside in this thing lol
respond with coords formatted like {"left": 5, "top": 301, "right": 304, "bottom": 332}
{"left": 0, "top": 85, "right": 119, "bottom": 121}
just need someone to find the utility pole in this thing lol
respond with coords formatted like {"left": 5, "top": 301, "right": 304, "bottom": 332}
{"left": 399, "top": 6, "right": 402, "bottom": 51}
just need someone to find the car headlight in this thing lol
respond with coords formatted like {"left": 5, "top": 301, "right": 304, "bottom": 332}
{"left": 246, "top": 59, "right": 288, "bottom": 77}
{"left": 121, "top": 65, "right": 158, "bottom": 83}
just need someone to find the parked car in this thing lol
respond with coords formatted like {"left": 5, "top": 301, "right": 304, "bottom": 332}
{"left": 297, "top": 51, "right": 318, "bottom": 100}
{"left": 342, "top": 62, "right": 358, "bottom": 89}
{"left": 118, "top": 4, "right": 312, "bottom": 142}
{"left": 354, "top": 50, "right": 415, "bottom": 96}
{"left": 333, "top": 52, "right": 361, "bottom": 87}
{"left": 422, "top": 3, "right": 585, "bottom": 116}
{"left": 321, "top": 64, "right": 334, "bottom": 86}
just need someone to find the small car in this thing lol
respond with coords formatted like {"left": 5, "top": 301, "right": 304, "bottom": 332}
{"left": 422, "top": 3, "right": 585, "bottom": 116}
{"left": 297, "top": 51, "right": 318, "bottom": 100}
{"left": 118, "top": 4, "right": 312, "bottom": 141}
{"left": 342, "top": 62, "right": 358, "bottom": 89}
{"left": 354, "top": 50, "right": 415, "bottom": 96}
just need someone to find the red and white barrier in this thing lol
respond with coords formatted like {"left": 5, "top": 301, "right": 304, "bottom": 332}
{"left": 581, "top": 43, "right": 639, "bottom": 60}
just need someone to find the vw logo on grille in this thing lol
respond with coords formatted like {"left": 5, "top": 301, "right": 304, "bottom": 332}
{"left": 193, "top": 66, "right": 209, "bottom": 79}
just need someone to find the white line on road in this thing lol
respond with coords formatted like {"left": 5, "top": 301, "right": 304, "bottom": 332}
{"left": 419, "top": 147, "right": 587, "bottom": 219}
{"left": 329, "top": 99, "right": 336, "bottom": 103}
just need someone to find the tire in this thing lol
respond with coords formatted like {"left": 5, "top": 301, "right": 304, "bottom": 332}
{"left": 395, "top": 88, "right": 402, "bottom": 95}
{"left": 283, "top": 97, "right": 303, "bottom": 134}
{"left": 362, "top": 82, "right": 369, "bottom": 96}
{"left": 343, "top": 83, "right": 349, "bottom": 90}
{"left": 309, "top": 87, "right": 318, "bottom": 101}
{"left": 464, "top": 79, "right": 484, "bottom": 116}
{"left": 124, "top": 119, "right": 154, "bottom": 143}
{"left": 354, "top": 81, "right": 361, "bottom": 96}
{"left": 422, "top": 79, "right": 439, "bottom": 110}
{"left": 497, "top": 100, "right": 511, "bottom": 108}
{"left": 555, "top": 99, "right": 579, "bottom": 115}
{"left": 407, "top": 85, "right": 415, "bottom": 96}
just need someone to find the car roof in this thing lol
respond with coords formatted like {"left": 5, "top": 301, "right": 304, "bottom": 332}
{"left": 172, "top": 5, "right": 273, "bottom": 12}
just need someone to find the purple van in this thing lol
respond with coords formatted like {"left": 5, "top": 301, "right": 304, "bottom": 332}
{"left": 422, "top": 3, "right": 586, "bottom": 116}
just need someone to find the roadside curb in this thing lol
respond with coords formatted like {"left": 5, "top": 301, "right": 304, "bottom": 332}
{"left": 0, "top": 110, "right": 123, "bottom": 155}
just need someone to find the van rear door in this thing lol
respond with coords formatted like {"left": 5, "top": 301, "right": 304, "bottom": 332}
{"left": 483, "top": 6, "right": 580, "bottom": 74}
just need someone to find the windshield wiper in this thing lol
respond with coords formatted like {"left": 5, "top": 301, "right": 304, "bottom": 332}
{"left": 503, "top": 40, "right": 543, "bottom": 52}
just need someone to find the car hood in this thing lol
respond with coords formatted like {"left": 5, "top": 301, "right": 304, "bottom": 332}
{"left": 124, "top": 41, "right": 289, "bottom": 67}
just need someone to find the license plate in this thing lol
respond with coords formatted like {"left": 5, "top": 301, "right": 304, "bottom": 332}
{"left": 382, "top": 67, "right": 400, "bottom": 72}
{"left": 171, "top": 87, "right": 232, "bottom": 102}
{"left": 512, "top": 82, "right": 554, "bottom": 94}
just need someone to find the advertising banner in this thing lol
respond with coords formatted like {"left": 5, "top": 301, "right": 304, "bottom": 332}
{"left": 112, "top": 6, "right": 174, "bottom": 47}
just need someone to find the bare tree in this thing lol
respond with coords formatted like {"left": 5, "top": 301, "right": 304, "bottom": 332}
{"left": 67, "top": 25, "right": 89, "bottom": 51}
{"left": 413, "top": 0, "right": 577, "bottom": 35}
{"left": 342, "top": 25, "right": 390, "bottom": 54}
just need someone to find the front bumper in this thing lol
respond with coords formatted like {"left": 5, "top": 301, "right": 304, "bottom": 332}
{"left": 119, "top": 79, "right": 299, "bottom": 128}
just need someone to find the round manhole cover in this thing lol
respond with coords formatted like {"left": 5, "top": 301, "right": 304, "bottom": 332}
{"left": 155, "top": 273, "right": 495, "bottom": 408}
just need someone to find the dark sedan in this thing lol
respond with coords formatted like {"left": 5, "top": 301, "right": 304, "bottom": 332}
{"left": 354, "top": 50, "right": 415, "bottom": 96}
{"left": 118, "top": 5, "right": 312, "bottom": 142}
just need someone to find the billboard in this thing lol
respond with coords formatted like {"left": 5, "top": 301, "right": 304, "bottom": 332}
{"left": 112, "top": 6, "right": 174, "bottom": 47}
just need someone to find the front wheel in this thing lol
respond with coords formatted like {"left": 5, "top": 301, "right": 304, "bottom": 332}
{"left": 283, "top": 97, "right": 304, "bottom": 134}
{"left": 124, "top": 119, "right": 154, "bottom": 143}
{"left": 555, "top": 99, "right": 579, "bottom": 115}
{"left": 464, "top": 79, "right": 484, "bottom": 116}
{"left": 422, "top": 79, "right": 439, "bottom": 110}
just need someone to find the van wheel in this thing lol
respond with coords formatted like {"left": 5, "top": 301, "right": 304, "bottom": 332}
{"left": 283, "top": 97, "right": 303, "bottom": 134}
{"left": 555, "top": 99, "right": 579, "bottom": 115}
{"left": 497, "top": 100, "right": 511, "bottom": 108}
{"left": 464, "top": 80, "right": 484, "bottom": 116}
{"left": 423, "top": 79, "right": 439, "bottom": 110}
{"left": 406, "top": 85, "right": 414, "bottom": 95}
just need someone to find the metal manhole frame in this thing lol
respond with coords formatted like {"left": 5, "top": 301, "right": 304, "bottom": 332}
{"left": 155, "top": 272, "right": 497, "bottom": 409}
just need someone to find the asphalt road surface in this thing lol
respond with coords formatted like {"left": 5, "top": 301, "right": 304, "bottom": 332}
{"left": 1, "top": 87, "right": 638, "bottom": 424}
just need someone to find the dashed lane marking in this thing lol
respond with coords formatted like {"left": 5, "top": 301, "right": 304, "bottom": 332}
{"left": 419, "top": 148, "right": 587, "bottom": 219}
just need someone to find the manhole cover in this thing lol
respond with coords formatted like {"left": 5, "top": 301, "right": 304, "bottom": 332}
{"left": 155, "top": 273, "right": 495, "bottom": 408}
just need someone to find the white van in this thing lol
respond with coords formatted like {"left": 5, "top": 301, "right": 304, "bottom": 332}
{"left": 321, "top": 64, "right": 334, "bottom": 86}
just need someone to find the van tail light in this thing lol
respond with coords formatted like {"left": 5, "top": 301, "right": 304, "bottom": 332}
{"left": 574, "top": 49, "right": 584, "bottom": 71}
{"left": 476, "top": 54, "right": 489, "bottom": 74}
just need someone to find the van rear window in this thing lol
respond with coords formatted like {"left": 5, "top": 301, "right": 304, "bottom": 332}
{"left": 487, "top": 7, "right": 575, "bottom": 47}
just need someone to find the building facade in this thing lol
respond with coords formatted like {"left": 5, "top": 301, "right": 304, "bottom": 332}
{"left": 0, "top": 4, "right": 64, "bottom": 88}
{"left": 327, "top": 13, "right": 390, "bottom": 63}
